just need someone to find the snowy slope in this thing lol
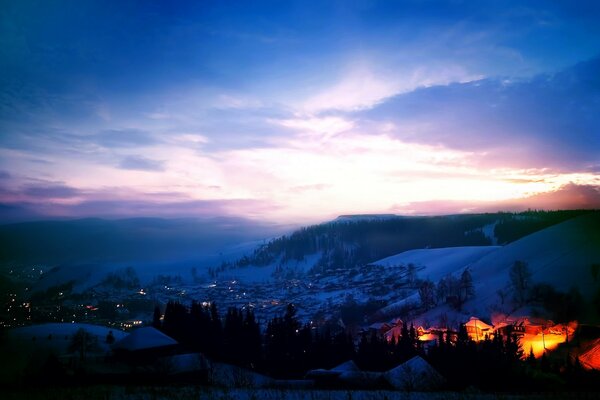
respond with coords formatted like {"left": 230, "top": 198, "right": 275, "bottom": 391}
{"left": 113, "top": 327, "right": 177, "bottom": 351}
{"left": 9, "top": 323, "right": 127, "bottom": 354}
{"left": 467, "top": 212, "right": 600, "bottom": 316}
{"left": 220, "top": 253, "right": 322, "bottom": 283}
{"left": 371, "top": 246, "right": 501, "bottom": 282}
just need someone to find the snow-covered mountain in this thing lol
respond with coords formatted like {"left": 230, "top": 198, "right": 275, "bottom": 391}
{"left": 217, "top": 210, "right": 590, "bottom": 282}
{"left": 376, "top": 212, "right": 600, "bottom": 326}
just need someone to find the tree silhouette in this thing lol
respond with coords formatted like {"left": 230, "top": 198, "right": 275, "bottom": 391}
{"left": 68, "top": 328, "right": 98, "bottom": 362}
{"left": 152, "top": 305, "right": 162, "bottom": 329}
{"left": 510, "top": 260, "right": 532, "bottom": 306}
{"left": 419, "top": 280, "right": 436, "bottom": 310}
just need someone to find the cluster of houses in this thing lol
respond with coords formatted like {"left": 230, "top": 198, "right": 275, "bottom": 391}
{"left": 99, "top": 326, "right": 445, "bottom": 390}
{"left": 365, "top": 315, "right": 576, "bottom": 358}
{"left": 19, "top": 313, "right": 594, "bottom": 390}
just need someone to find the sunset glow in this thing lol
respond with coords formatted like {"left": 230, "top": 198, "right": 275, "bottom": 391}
{"left": 1, "top": 1, "right": 599, "bottom": 223}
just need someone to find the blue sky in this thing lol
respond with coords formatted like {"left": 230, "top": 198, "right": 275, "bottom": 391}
{"left": 1, "top": 0, "right": 599, "bottom": 223}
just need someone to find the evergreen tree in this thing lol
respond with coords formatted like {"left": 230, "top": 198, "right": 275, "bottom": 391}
{"left": 460, "top": 269, "right": 475, "bottom": 301}
{"left": 106, "top": 330, "right": 115, "bottom": 345}
{"left": 68, "top": 328, "right": 98, "bottom": 362}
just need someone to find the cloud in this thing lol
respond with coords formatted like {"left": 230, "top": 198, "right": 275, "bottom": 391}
{"left": 287, "top": 183, "right": 332, "bottom": 193}
{"left": 214, "top": 94, "right": 263, "bottom": 110}
{"left": 273, "top": 116, "right": 354, "bottom": 139}
{"left": 360, "top": 56, "right": 600, "bottom": 171}
{"left": 118, "top": 156, "right": 165, "bottom": 172}
{"left": 22, "top": 183, "right": 82, "bottom": 199}
{"left": 0, "top": 197, "right": 279, "bottom": 222}
{"left": 393, "top": 183, "right": 600, "bottom": 215}
{"left": 498, "top": 183, "right": 600, "bottom": 211}
{"left": 94, "top": 129, "right": 159, "bottom": 148}
{"left": 302, "top": 61, "right": 481, "bottom": 112}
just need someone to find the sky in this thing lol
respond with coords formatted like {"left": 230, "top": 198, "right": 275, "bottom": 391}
{"left": 1, "top": 0, "right": 600, "bottom": 224}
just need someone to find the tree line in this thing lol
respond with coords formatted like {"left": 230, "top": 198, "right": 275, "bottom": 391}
{"left": 210, "top": 210, "right": 593, "bottom": 278}
{"left": 150, "top": 299, "right": 599, "bottom": 390}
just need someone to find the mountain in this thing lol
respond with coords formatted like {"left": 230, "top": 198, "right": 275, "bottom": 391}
{"left": 374, "top": 211, "right": 600, "bottom": 325}
{"left": 0, "top": 217, "right": 288, "bottom": 268}
{"left": 218, "top": 210, "right": 591, "bottom": 279}
{"left": 468, "top": 211, "right": 600, "bottom": 318}
{"left": 371, "top": 246, "right": 501, "bottom": 283}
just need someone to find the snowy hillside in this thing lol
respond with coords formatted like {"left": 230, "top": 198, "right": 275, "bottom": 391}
{"left": 467, "top": 212, "right": 600, "bottom": 316}
{"left": 218, "top": 210, "right": 589, "bottom": 282}
{"left": 8, "top": 323, "right": 127, "bottom": 354}
{"left": 368, "top": 212, "right": 600, "bottom": 327}
{"left": 370, "top": 246, "right": 500, "bottom": 283}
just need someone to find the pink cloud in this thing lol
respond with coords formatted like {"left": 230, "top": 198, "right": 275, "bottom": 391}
{"left": 393, "top": 183, "right": 600, "bottom": 215}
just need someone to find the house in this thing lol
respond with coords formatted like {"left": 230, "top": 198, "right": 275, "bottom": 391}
{"left": 578, "top": 338, "right": 600, "bottom": 370}
{"left": 112, "top": 326, "right": 179, "bottom": 363}
{"left": 384, "top": 325, "right": 403, "bottom": 343}
{"left": 366, "top": 322, "right": 392, "bottom": 335}
{"left": 464, "top": 317, "right": 493, "bottom": 341}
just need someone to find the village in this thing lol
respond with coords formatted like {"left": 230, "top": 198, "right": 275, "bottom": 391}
{"left": 0, "top": 259, "right": 586, "bottom": 364}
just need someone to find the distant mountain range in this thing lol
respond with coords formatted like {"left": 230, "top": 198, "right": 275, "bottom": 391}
{"left": 0, "top": 217, "right": 289, "bottom": 268}
{"left": 219, "top": 210, "right": 592, "bottom": 276}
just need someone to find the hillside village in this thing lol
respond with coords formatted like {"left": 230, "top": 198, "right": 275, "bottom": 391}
{"left": 2, "top": 211, "right": 600, "bottom": 392}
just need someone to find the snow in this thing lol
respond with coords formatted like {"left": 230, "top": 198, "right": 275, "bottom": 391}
{"left": 9, "top": 323, "right": 127, "bottom": 354}
{"left": 158, "top": 352, "right": 209, "bottom": 374}
{"left": 400, "top": 213, "right": 600, "bottom": 329}
{"left": 481, "top": 222, "right": 499, "bottom": 245}
{"left": 385, "top": 356, "right": 445, "bottom": 391}
{"left": 220, "top": 253, "right": 322, "bottom": 283}
{"left": 113, "top": 327, "right": 177, "bottom": 351}
{"left": 371, "top": 246, "right": 501, "bottom": 283}
{"left": 209, "top": 362, "right": 274, "bottom": 387}
{"left": 331, "top": 360, "right": 360, "bottom": 372}
{"left": 467, "top": 212, "right": 600, "bottom": 316}
{"left": 378, "top": 292, "right": 420, "bottom": 317}
{"left": 464, "top": 317, "right": 493, "bottom": 330}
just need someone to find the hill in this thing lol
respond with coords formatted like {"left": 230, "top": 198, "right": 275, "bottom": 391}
{"left": 0, "top": 217, "right": 287, "bottom": 269}
{"left": 468, "top": 211, "right": 600, "bottom": 319}
{"left": 380, "top": 211, "right": 600, "bottom": 327}
{"left": 218, "top": 210, "right": 591, "bottom": 280}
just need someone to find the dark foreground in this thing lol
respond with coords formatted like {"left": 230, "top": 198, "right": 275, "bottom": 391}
{"left": 3, "top": 386, "right": 600, "bottom": 400}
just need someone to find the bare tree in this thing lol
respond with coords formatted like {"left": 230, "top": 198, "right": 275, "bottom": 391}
{"left": 419, "top": 280, "right": 436, "bottom": 310}
{"left": 406, "top": 263, "right": 418, "bottom": 286}
{"left": 510, "top": 260, "right": 532, "bottom": 307}
{"left": 68, "top": 328, "right": 98, "bottom": 362}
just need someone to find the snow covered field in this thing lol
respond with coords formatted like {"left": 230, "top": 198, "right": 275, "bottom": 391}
{"left": 2, "top": 386, "right": 596, "bottom": 400}
{"left": 371, "top": 246, "right": 500, "bottom": 283}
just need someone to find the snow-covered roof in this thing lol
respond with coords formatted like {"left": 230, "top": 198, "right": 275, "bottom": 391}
{"left": 384, "top": 326, "right": 403, "bottom": 342}
{"left": 385, "top": 356, "right": 445, "bottom": 391}
{"left": 113, "top": 327, "right": 177, "bottom": 351}
{"left": 331, "top": 360, "right": 360, "bottom": 372}
{"left": 464, "top": 317, "right": 493, "bottom": 330}
{"left": 367, "top": 322, "right": 391, "bottom": 331}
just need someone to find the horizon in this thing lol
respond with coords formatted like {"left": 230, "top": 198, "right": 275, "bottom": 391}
{"left": 2, "top": 207, "right": 599, "bottom": 227}
{"left": 1, "top": 1, "right": 600, "bottom": 224}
